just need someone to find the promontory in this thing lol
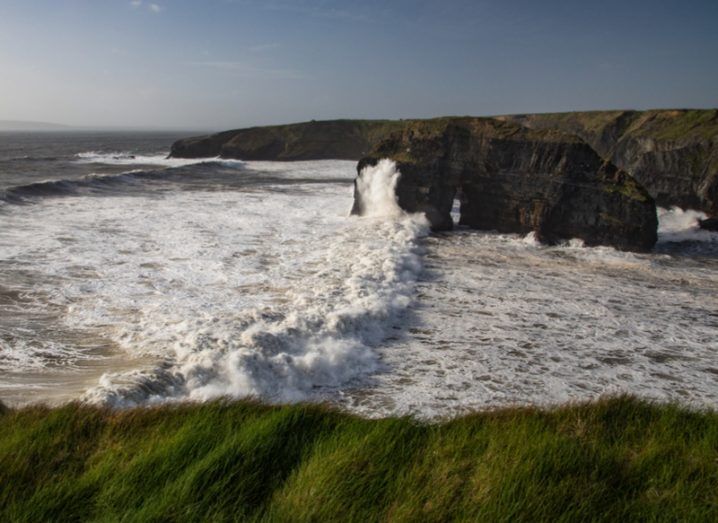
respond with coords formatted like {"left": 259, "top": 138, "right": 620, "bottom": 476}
{"left": 170, "top": 110, "right": 718, "bottom": 250}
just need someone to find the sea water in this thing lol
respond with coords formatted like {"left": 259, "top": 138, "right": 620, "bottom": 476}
{"left": 1, "top": 132, "right": 717, "bottom": 418}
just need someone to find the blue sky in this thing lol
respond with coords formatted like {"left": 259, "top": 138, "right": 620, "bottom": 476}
{"left": 0, "top": 0, "right": 716, "bottom": 130}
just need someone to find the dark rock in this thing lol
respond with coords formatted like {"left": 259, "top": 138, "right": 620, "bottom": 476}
{"left": 171, "top": 111, "right": 718, "bottom": 218}
{"left": 699, "top": 217, "right": 718, "bottom": 231}
{"left": 354, "top": 118, "right": 658, "bottom": 252}
{"left": 501, "top": 109, "right": 718, "bottom": 215}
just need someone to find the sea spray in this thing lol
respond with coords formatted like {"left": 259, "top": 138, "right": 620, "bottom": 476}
{"left": 657, "top": 206, "right": 717, "bottom": 243}
{"left": 354, "top": 159, "right": 403, "bottom": 217}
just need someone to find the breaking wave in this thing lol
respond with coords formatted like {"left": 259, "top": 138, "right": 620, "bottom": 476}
{"left": 354, "top": 159, "right": 403, "bottom": 217}
{"left": 75, "top": 151, "right": 244, "bottom": 168}
{"left": 0, "top": 170, "right": 177, "bottom": 204}
{"left": 0, "top": 160, "right": 248, "bottom": 205}
{"left": 80, "top": 160, "right": 429, "bottom": 407}
{"left": 657, "top": 206, "right": 717, "bottom": 243}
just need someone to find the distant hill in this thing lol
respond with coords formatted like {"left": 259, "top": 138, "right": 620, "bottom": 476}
{"left": 0, "top": 120, "right": 71, "bottom": 131}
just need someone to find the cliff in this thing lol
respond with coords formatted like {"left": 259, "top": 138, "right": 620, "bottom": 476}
{"left": 499, "top": 109, "right": 718, "bottom": 215}
{"left": 171, "top": 109, "right": 717, "bottom": 220}
{"left": 354, "top": 118, "right": 657, "bottom": 252}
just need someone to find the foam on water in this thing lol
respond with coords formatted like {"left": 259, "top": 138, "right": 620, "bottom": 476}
{"left": 75, "top": 151, "right": 244, "bottom": 168}
{"left": 0, "top": 159, "right": 428, "bottom": 406}
{"left": 657, "top": 206, "right": 716, "bottom": 243}
{"left": 338, "top": 209, "right": 718, "bottom": 418}
{"left": 3, "top": 155, "right": 718, "bottom": 416}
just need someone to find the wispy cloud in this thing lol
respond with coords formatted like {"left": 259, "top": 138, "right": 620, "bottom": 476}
{"left": 130, "top": 1, "right": 163, "bottom": 14}
{"left": 185, "top": 61, "right": 303, "bottom": 80}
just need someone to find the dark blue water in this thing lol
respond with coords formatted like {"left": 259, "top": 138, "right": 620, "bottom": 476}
{"left": 0, "top": 131, "right": 195, "bottom": 190}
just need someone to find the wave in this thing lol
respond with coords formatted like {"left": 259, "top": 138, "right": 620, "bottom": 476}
{"left": 0, "top": 155, "right": 61, "bottom": 163}
{"left": 81, "top": 160, "right": 429, "bottom": 407}
{"left": 0, "top": 170, "right": 175, "bottom": 204}
{"left": 657, "top": 206, "right": 716, "bottom": 243}
{"left": 0, "top": 158, "right": 251, "bottom": 205}
{"left": 75, "top": 151, "right": 244, "bottom": 168}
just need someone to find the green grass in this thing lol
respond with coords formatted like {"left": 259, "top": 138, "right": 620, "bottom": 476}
{"left": 504, "top": 109, "right": 718, "bottom": 143}
{"left": 1, "top": 396, "right": 717, "bottom": 522}
{"left": 626, "top": 109, "right": 718, "bottom": 141}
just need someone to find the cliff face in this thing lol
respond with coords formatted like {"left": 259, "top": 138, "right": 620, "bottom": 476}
{"left": 170, "top": 120, "right": 405, "bottom": 161}
{"left": 170, "top": 111, "right": 718, "bottom": 249}
{"left": 500, "top": 110, "right": 718, "bottom": 215}
{"left": 171, "top": 110, "right": 717, "bottom": 218}
{"left": 354, "top": 118, "right": 657, "bottom": 252}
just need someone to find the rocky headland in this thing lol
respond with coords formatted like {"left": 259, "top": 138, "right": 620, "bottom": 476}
{"left": 170, "top": 110, "right": 718, "bottom": 250}
{"left": 354, "top": 118, "right": 657, "bottom": 251}
{"left": 170, "top": 119, "right": 405, "bottom": 160}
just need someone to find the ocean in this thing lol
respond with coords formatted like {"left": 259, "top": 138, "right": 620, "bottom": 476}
{"left": 1, "top": 132, "right": 717, "bottom": 418}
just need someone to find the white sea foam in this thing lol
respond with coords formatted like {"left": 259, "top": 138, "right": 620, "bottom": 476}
{"left": 78, "top": 160, "right": 427, "bottom": 406}
{"left": 244, "top": 160, "right": 356, "bottom": 181}
{"left": 0, "top": 159, "right": 428, "bottom": 406}
{"left": 339, "top": 226, "right": 718, "bottom": 418}
{"left": 0, "top": 338, "right": 92, "bottom": 372}
{"left": 657, "top": 206, "right": 717, "bottom": 243}
{"left": 75, "top": 151, "right": 244, "bottom": 168}
{"left": 3, "top": 158, "right": 718, "bottom": 416}
{"left": 355, "top": 159, "right": 403, "bottom": 217}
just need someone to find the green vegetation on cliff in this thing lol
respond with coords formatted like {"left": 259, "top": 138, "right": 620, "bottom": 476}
{"left": 170, "top": 119, "right": 407, "bottom": 160}
{"left": 502, "top": 109, "right": 718, "bottom": 144}
{"left": 2, "top": 397, "right": 717, "bottom": 521}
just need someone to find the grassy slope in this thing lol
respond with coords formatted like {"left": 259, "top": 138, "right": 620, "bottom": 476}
{"left": 1, "top": 397, "right": 717, "bottom": 522}
{"left": 501, "top": 109, "right": 718, "bottom": 142}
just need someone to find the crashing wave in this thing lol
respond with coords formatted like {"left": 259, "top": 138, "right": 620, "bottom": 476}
{"left": 81, "top": 160, "right": 429, "bottom": 407}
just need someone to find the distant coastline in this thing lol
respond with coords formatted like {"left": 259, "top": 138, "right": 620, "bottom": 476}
{"left": 0, "top": 119, "right": 72, "bottom": 131}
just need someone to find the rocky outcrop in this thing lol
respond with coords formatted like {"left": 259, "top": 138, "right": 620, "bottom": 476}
{"left": 354, "top": 118, "right": 658, "bottom": 252}
{"left": 499, "top": 110, "right": 718, "bottom": 216}
{"left": 170, "top": 120, "right": 405, "bottom": 161}
{"left": 700, "top": 217, "right": 718, "bottom": 231}
{"left": 170, "top": 111, "right": 718, "bottom": 249}
{"left": 171, "top": 111, "right": 717, "bottom": 219}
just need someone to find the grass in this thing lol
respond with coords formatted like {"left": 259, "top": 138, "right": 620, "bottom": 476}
{"left": 504, "top": 109, "right": 718, "bottom": 143}
{"left": 1, "top": 396, "right": 717, "bottom": 522}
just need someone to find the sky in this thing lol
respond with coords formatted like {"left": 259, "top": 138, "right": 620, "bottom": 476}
{"left": 0, "top": 0, "right": 716, "bottom": 130}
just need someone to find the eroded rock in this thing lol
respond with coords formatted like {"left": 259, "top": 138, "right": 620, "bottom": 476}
{"left": 354, "top": 118, "right": 658, "bottom": 252}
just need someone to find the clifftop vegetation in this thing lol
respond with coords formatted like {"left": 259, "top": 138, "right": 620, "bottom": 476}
{"left": 2, "top": 397, "right": 717, "bottom": 521}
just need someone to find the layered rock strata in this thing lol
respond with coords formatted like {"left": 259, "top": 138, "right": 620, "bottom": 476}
{"left": 500, "top": 110, "right": 718, "bottom": 216}
{"left": 354, "top": 118, "right": 657, "bottom": 252}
